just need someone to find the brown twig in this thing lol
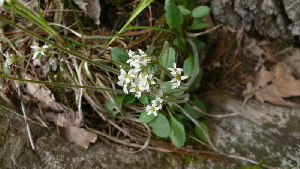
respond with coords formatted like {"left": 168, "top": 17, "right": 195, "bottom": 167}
{"left": 186, "top": 24, "right": 223, "bottom": 38}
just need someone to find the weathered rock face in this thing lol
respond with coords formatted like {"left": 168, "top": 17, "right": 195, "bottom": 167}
{"left": 0, "top": 92, "right": 300, "bottom": 168}
{"left": 0, "top": 107, "right": 180, "bottom": 169}
{"left": 210, "top": 0, "right": 300, "bottom": 40}
{"left": 201, "top": 92, "right": 300, "bottom": 168}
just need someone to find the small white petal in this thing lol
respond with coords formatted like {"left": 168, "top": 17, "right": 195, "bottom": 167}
{"left": 30, "top": 45, "right": 39, "bottom": 49}
{"left": 43, "top": 45, "right": 49, "bottom": 49}
{"left": 181, "top": 75, "right": 188, "bottom": 80}
{"left": 32, "top": 52, "right": 39, "bottom": 59}
{"left": 123, "top": 86, "right": 129, "bottom": 94}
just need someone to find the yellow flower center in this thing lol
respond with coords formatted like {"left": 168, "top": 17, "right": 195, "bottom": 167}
{"left": 125, "top": 74, "right": 130, "bottom": 78}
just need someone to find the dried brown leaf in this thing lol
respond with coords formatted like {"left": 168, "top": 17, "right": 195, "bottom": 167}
{"left": 59, "top": 126, "right": 97, "bottom": 149}
{"left": 23, "top": 74, "right": 64, "bottom": 112}
{"left": 57, "top": 110, "right": 81, "bottom": 127}
{"left": 244, "top": 62, "right": 300, "bottom": 106}
{"left": 73, "top": 0, "right": 101, "bottom": 25}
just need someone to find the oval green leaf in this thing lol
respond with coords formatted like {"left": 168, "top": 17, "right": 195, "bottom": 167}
{"left": 138, "top": 95, "right": 149, "bottom": 105}
{"left": 191, "top": 99, "right": 207, "bottom": 113}
{"left": 124, "top": 95, "right": 136, "bottom": 104}
{"left": 115, "top": 95, "right": 126, "bottom": 110}
{"left": 165, "top": 1, "right": 183, "bottom": 33}
{"left": 169, "top": 115, "right": 186, "bottom": 147}
{"left": 183, "top": 104, "right": 201, "bottom": 120}
{"left": 178, "top": 5, "right": 191, "bottom": 15}
{"left": 183, "top": 55, "right": 194, "bottom": 77}
{"left": 149, "top": 113, "right": 170, "bottom": 138}
{"left": 173, "top": 37, "right": 186, "bottom": 52}
{"left": 111, "top": 47, "right": 129, "bottom": 64}
{"left": 190, "top": 38, "right": 205, "bottom": 51}
{"left": 192, "top": 6, "right": 210, "bottom": 18}
{"left": 139, "top": 110, "right": 157, "bottom": 123}
{"left": 195, "top": 121, "right": 209, "bottom": 142}
{"left": 160, "top": 47, "right": 175, "bottom": 69}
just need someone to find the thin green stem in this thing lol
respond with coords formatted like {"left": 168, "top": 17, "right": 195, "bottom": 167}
{"left": 106, "top": 0, "right": 154, "bottom": 47}
{"left": 0, "top": 17, "right": 119, "bottom": 74}
{"left": 126, "top": 26, "right": 178, "bottom": 35}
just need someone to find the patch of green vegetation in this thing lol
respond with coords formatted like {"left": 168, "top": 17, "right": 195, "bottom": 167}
{"left": 183, "top": 155, "right": 197, "bottom": 164}
{"left": 48, "top": 71, "right": 77, "bottom": 109}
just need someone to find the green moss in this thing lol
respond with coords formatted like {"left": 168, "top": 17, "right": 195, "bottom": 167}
{"left": 183, "top": 155, "right": 197, "bottom": 165}
{"left": 48, "top": 71, "right": 77, "bottom": 109}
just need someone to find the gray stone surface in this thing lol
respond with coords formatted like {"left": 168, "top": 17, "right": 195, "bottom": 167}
{"left": 0, "top": 92, "right": 299, "bottom": 168}
{"left": 200, "top": 92, "right": 300, "bottom": 168}
{"left": 211, "top": 0, "right": 300, "bottom": 39}
{"left": 0, "top": 109, "right": 181, "bottom": 169}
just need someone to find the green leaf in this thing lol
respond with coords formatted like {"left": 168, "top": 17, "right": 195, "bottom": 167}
{"left": 160, "top": 47, "right": 175, "bottom": 69}
{"left": 111, "top": 47, "right": 129, "bottom": 64}
{"left": 159, "top": 81, "right": 184, "bottom": 96}
{"left": 124, "top": 95, "right": 136, "bottom": 104}
{"left": 165, "top": 1, "right": 183, "bottom": 33}
{"left": 183, "top": 55, "right": 194, "bottom": 77}
{"left": 242, "top": 167, "right": 263, "bottom": 169}
{"left": 139, "top": 110, "right": 157, "bottom": 123}
{"left": 149, "top": 113, "right": 170, "bottom": 138}
{"left": 190, "top": 38, "right": 205, "bottom": 51}
{"left": 138, "top": 95, "right": 149, "bottom": 105}
{"left": 178, "top": 5, "right": 191, "bottom": 15}
{"left": 174, "top": 114, "right": 184, "bottom": 123}
{"left": 115, "top": 95, "right": 126, "bottom": 110}
{"left": 192, "top": 6, "right": 210, "bottom": 18}
{"left": 183, "top": 104, "right": 201, "bottom": 120}
{"left": 190, "top": 23, "right": 210, "bottom": 30}
{"left": 169, "top": 115, "right": 186, "bottom": 147}
{"left": 195, "top": 121, "right": 209, "bottom": 142}
{"left": 173, "top": 37, "right": 186, "bottom": 52}
{"left": 3, "top": 63, "right": 10, "bottom": 75}
{"left": 104, "top": 101, "right": 119, "bottom": 117}
{"left": 191, "top": 99, "right": 207, "bottom": 113}
{"left": 147, "top": 95, "right": 156, "bottom": 102}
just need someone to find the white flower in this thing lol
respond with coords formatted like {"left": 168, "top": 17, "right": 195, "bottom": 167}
{"left": 138, "top": 49, "right": 151, "bottom": 66}
{"left": 137, "top": 74, "right": 149, "bottom": 91}
{"left": 171, "top": 74, "right": 188, "bottom": 89}
{"left": 147, "top": 74, "right": 156, "bottom": 85}
{"left": 117, "top": 69, "right": 135, "bottom": 87}
{"left": 171, "top": 79, "right": 181, "bottom": 89}
{"left": 151, "top": 97, "right": 163, "bottom": 109}
{"left": 3, "top": 52, "right": 12, "bottom": 68}
{"left": 138, "top": 49, "right": 146, "bottom": 57}
{"left": 126, "top": 55, "right": 140, "bottom": 68}
{"left": 129, "top": 82, "right": 145, "bottom": 98}
{"left": 123, "top": 84, "right": 129, "bottom": 94}
{"left": 146, "top": 105, "right": 159, "bottom": 116}
{"left": 128, "top": 50, "right": 139, "bottom": 58}
{"left": 30, "top": 45, "right": 49, "bottom": 59}
{"left": 168, "top": 62, "right": 183, "bottom": 76}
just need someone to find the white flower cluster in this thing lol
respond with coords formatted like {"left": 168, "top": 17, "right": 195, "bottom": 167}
{"left": 146, "top": 97, "right": 163, "bottom": 116}
{"left": 117, "top": 49, "right": 163, "bottom": 116}
{"left": 168, "top": 63, "right": 188, "bottom": 89}
{"left": 117, "top": 49, "right": 154, "bottom": 98}
{"left": 30, "top": 45, "right": 49, "bottom": 59}
{"left": 117, "top": 49, "right": 188, "bottom": 116}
